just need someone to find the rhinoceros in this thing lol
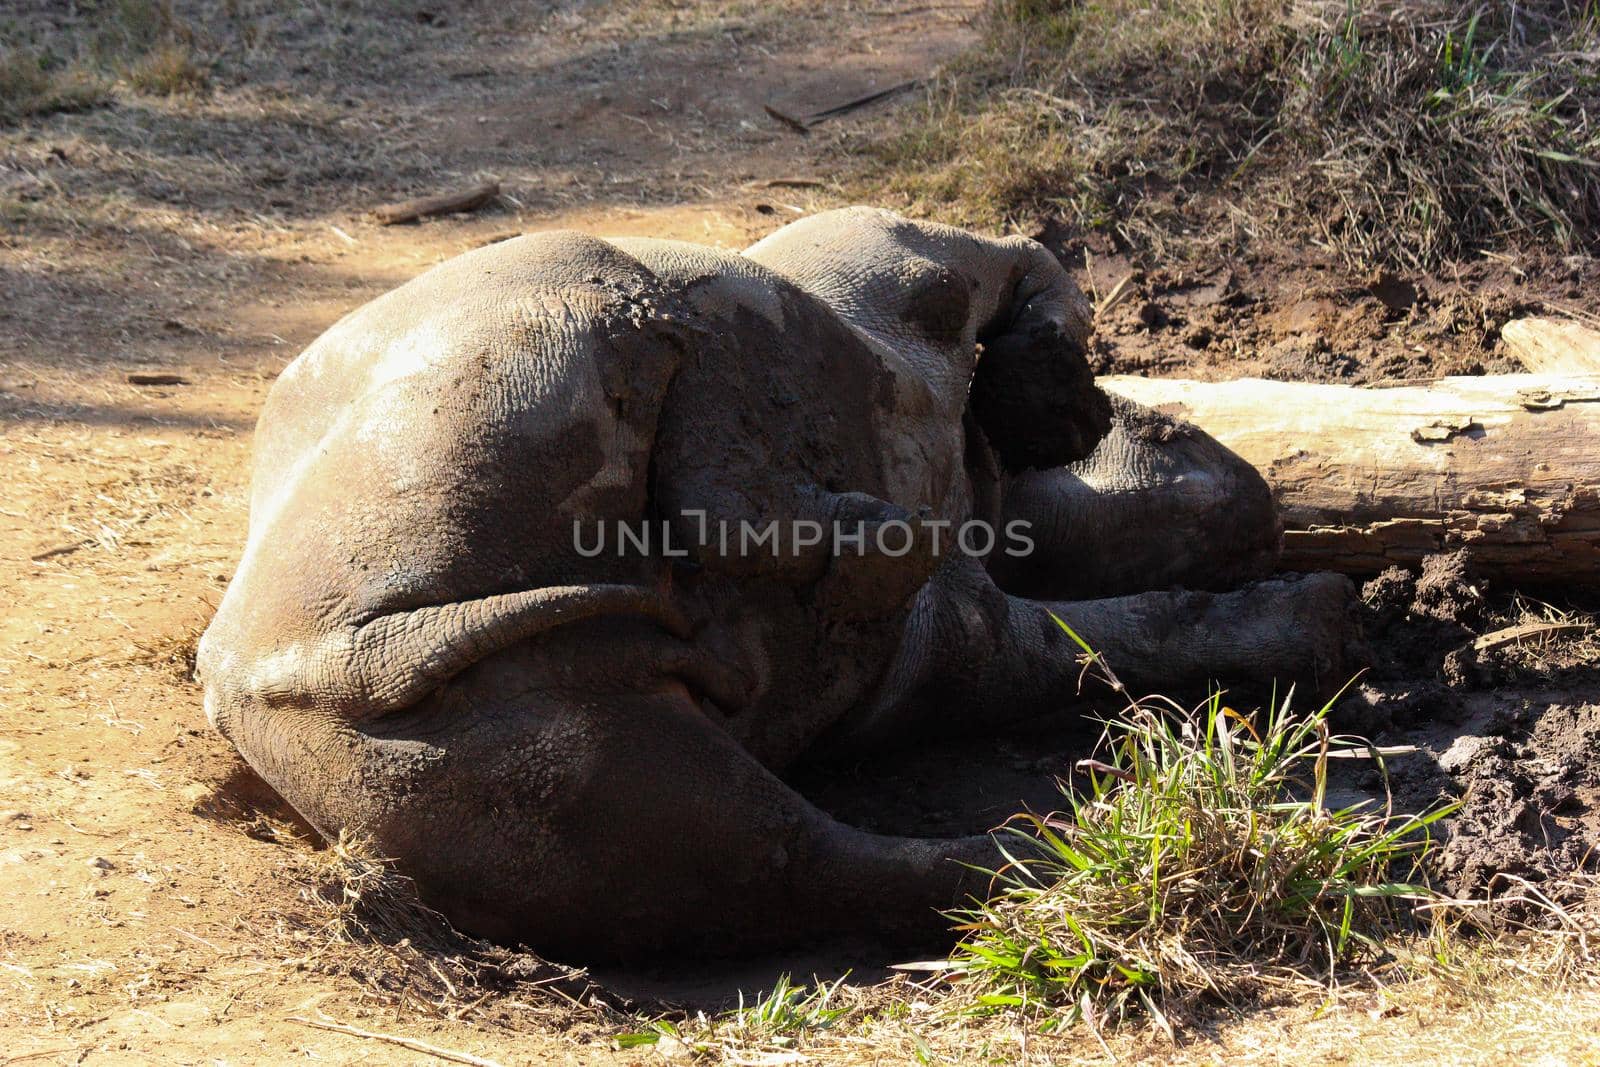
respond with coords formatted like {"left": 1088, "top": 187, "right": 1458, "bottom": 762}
{"left": 199, "top": 208, "right": 1357, "bottom": 960}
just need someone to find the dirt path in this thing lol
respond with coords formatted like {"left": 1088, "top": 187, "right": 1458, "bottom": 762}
{"left": 0, "top": 3, "right": 982, "bottom": 1061}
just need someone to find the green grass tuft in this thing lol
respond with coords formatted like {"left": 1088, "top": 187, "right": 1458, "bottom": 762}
{"left": 942, "top": 617, "right": 1454, "bottom": 1031}
{"left": 617, "top": 973, "right": 855, "bottom": 1056}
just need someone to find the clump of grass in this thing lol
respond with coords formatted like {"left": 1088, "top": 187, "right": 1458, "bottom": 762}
{"left": 1284, "top": 2, "right": 1600, "bottom": 269}
{"left": 942, "top": 620, "right": 1452, "bottom": 1031}
{"left": 95, "top": 0, "right": 211, "bottom": 95}
{"left": 0, "top": 49, "right": 110, "bottom": 122}
{"left": 865, "top": 0, "right": 1600, "bottom": 268}
{"left": 617, "top": 973, "right": 856, "bottom": 1057}
{"left": 0, "top": 0, "right": 209, "bottom": 124}
{"left": 123, "top": 40, "right": 209, "bottom": 95}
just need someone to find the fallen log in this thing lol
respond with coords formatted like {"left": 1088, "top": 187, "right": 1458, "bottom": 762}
{"left": 371, "top": 180, "right": 500, "bottom": 225}
{"left": 1102, "top": 374, "right": 1600, "bottom": 588}
{"left": 1502, "top": 317, "right": 1600, "bottom": 375}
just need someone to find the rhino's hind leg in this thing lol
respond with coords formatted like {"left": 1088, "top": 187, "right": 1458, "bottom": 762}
{"left": 347, "top": 651, "right": 999, "bottom": 961}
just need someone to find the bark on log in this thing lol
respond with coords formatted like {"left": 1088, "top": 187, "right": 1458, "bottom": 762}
{"left": 1502, "top": 317, "right": 1600, "bottom": 375}
{"left": 1101, "top": 374, "right": 1600, "bottom": 588}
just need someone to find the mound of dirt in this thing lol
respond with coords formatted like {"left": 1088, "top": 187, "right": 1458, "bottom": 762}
{"left": 1429, "top": 702, "right": 1600, "bottom": 899}
{"left": 1035, "top": 221, "right": 1598, "bottom": 386}
{"left": 1324, "top": 551, "right": 1600, "bottom": 898}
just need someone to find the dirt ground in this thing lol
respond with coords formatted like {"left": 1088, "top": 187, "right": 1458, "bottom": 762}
{"left": 3, "top": 1, "right": 1599, "bottom": 1064}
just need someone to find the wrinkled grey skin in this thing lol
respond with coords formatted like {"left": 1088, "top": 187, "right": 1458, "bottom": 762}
{"left": 199, "top": 208, "right": 1357, "bottom": 961}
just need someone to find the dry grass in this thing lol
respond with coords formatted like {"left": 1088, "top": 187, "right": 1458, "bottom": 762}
{"left": 1470, "top": 594, "right": 1600, "bottom": 681}
{"left": 0, "top": 0, "right": 211, "bottom": 122}
{"left": 861, "top": 0, "right": 1600, "bottom": 269}
{"left": 268, "top": 834, "right": 616, "bottom": 1030}
{"left": 0, "top": 50, "right": 109, "bottom": 122}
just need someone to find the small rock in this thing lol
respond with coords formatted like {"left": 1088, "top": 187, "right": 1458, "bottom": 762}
{"left": 653, "top": 1034, "right": 691, "bottom": 1060}
{"left": 1439, "top": 735, "right": 1492, "bottom": 775}
{"left": 87, "top": 856, "right": 116, "bottom": 874}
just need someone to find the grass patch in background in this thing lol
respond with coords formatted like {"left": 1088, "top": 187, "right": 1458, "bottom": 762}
{"left": 0, "top": 48, "right": 110, "bottom": 123}
{"left": 865, "top": 0, "right": 1600, "bottom": 269}
{"left": 0, "top": 0, "right": 209, "bottom": 121}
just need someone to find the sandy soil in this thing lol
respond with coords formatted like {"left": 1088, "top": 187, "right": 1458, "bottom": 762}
{"left": 3, "top": 1, "right": 1598, "bottom": 1064}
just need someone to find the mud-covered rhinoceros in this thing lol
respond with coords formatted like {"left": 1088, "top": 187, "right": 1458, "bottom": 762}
{"left": 198, "top": 207, "right": 1359, "bottom": 960}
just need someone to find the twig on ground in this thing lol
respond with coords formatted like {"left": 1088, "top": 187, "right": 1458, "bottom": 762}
{"left": 1473, "top": 620, "right": 1596, "bottom": 653}
{"left": 30, "top": 539, "right": 91, "bottom": 562}
{"left": 749, "top": 177, "right": 828, "bottom": 189}
{"left": 1, "top": 1051, "right": 83, "bottom": 1066}
{"left": 762, "top": 103, "right": 811, "bottom": 135}
{"left": 1096, "top": 274, "right": 1137, "bottom": 318}
{"left": 287, "top": 1015, "right": 507, "bottom": 1067}
{"left": 805, "top": 80, "right": 920, "bottom": 123}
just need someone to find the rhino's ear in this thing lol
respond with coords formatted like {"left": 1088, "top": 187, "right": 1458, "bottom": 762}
{"left": 968, "top": 321, "right": 1113, "bottom": 473}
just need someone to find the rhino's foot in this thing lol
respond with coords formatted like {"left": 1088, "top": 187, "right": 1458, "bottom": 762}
{"left": 1045, "top": 572, "right": 1370, "bottom": 704}
{"left": 989, "top": 395, "right": 1282, "bottom": 601}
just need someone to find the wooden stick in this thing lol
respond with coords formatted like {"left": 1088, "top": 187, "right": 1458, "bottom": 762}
{"left": 30, "top": 539, "right": 91, "bottom": 562}
{"left": 1095, "top": 273, "right": 1137, "bottom": 318}
{"left": 804, "top": 79, "right": 919, "bottom": 123}
{"left": 1, "top": 1050, "right": 82, "bottom": 1066}
{"left": 287, "top": 1015, "right": 507, "bottom": 1067}
{"left": 372, "top": 181, "right": 501, "bottom": 226}
{"left": 749, "top": 177, "right": 828, "bottom": 189}
{"left": 1473, "top": 620, "right": 1595, "bottom": 653}
{"left": 762, "top": 103, "right": 811, "bottom": 135}
{"left": 763, "top": 80, "right": 921, "bottom": 135}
